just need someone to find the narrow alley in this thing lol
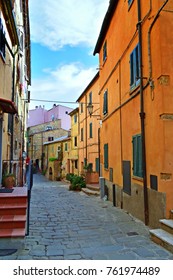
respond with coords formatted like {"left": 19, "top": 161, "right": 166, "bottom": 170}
{"left": 0, "top": 174, "right": 173, "bottom": 260}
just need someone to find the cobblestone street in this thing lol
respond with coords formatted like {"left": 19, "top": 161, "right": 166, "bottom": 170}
{"left": 0, "top": 174, "right": 173, "bottom": 260}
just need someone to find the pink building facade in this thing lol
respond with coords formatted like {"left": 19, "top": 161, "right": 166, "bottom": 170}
{"left": 27, "top": 104, "right": 73, "bottom": 130}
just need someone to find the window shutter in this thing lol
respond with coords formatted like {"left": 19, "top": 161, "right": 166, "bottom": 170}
{"left": 103, "top": 90, "right": 108, "bottom": 115}
{"left": 130, "top": 52, "right": 134, "bottom": 86}
{"left": 96, "top": 158, "right": 99, "bottom": 173}
{"left": 104, "top": 143, "right": 108, "bottom": 169}
{"left": 138, "top": 135, "right": 143, "bottom": 177}
{"left": 132, "top": 134, "right": 143, "bottom": 177}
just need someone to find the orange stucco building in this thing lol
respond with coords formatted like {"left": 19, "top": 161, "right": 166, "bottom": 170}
{"left": 94, "top": 0, "right": 173, "bottom": 227}
{"left": 77, "top": 72, "right": 100, "bottom": 183}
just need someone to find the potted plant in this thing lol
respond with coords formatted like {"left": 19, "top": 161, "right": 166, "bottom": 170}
{"left": 2, "top": 174, "right": 16, "bottom": 189}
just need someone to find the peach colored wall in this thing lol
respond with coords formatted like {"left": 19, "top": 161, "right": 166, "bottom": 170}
{"left": 78, "top": 73, "right": 100, "bottom": 180}
{"left": 97, "top": 0, "right": 173, "bottom": 225}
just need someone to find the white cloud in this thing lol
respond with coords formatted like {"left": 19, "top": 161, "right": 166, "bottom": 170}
{"left": 30, "top": 63, "right": 97, "bottom": 110}
{"left": 29, "top": 0, "right": 109, "bottom": 110}
{"left": 29, "top": 0, "right": 109, "bottom": 50}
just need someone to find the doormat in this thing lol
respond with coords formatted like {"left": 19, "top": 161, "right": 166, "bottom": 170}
{"left": 0, "top": 189, "right": 14, "bottom": 193}
{"left": 0, "top": 249, "right": 17, "bottom": 256}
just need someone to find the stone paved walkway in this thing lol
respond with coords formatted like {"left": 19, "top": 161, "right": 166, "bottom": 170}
{"left": 0, "top": 174, "right": 173, "bottom": 260}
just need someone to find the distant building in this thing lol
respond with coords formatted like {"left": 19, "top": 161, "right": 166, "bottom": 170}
{"left": 27, "top": 104, "right": 73, "bottom": 130}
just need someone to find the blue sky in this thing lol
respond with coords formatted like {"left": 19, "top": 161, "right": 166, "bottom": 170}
{"left": 29, "top": 0, "right": 109, "bottom": 110}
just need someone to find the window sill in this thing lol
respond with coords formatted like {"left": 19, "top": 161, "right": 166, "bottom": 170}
{"left": 129, "top": 84, "right": 140, "bottom": 95}
{"left": 132, "top": 175, "right": 143, "bottom": 182}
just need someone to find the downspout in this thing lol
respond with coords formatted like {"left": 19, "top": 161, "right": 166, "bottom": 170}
{"left": 137, "top": 0, "right": 149, "bottom": 225}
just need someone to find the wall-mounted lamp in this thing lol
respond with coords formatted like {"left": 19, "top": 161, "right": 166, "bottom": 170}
{"left": 87, "top": 103, "right": 101, "bottom": 119}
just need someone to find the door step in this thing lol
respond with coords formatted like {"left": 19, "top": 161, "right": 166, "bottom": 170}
{"left": 160, "top": 219, "right": 173, "bottom": 235}
{"left": 0, "top": 228, "right": 26, "bottom": 238}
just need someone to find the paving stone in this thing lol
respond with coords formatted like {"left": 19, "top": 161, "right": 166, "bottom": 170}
{"left": 1, "top": 173, "right": 173, "bottom": 260}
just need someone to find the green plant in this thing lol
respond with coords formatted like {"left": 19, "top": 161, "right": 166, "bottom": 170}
{"left": 49, "top": 157, "right": 57, "bottom": 162}
{"left": 71, "top": 175, "right": 86, "bottom": 191}
{"left": 66, "top": 173, "right": 75, "bottom": 183}
{"left": 2, "top": 173, "right": 16, "bottom": 188}
{"left": 42, "top": 169, "right": 47, "bottom": 176}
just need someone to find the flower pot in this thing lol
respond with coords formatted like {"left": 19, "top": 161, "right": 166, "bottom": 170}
{"left": 3, "top": 175, "right": 15, "bottom": 189}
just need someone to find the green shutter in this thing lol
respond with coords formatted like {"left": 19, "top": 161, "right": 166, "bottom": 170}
{"left": 132, "top": 134, "right": 143, "bottom": 178}
{"left": 138, "top": 135, "right": 143, "bottom": 177}
{"left": 104, "top": 143, "right": 108, "bottom": 169}
{"left": 96, "top": 158, "right": 99, "bottom": 173}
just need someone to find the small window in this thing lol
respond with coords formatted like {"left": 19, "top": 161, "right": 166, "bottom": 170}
{"left": 103, "top": 90, "right": 108, "bottom": 115}
{"left": 81, "top": 128, "right": 84, "bottom": 141}
{"left": 65, "top": 143, "right": 68, "bottom": 151}
{"left": 74, "top": 160, "right": 78, "bottom": 169}
{"left": 74, "top": 136, "right": 77, "bottom": 147}
{"left": 48, "top": 136, "right": 54, "bottom": 141}
{"left": 89, "top": 122, "right": 93, "bottom": 138}
{"left": 89, "top": 92, "right": 92, "bottom": 105}
{"left": 130, "top": 44, "right": 140, "bottom": 89}
{"left": 74, "top": 114, "right": 77, "bottom": 123}
{"left": 132, "top": 134, "right": 143, "bottom": 178}
{"left": 103, "top": 40, "right": 107, "bottom": 62}
{"left": 80, "top": 103, "right": 83, "bottom": 113}
{"left": 104, "top": 143, "right": 109, "bottom": 169}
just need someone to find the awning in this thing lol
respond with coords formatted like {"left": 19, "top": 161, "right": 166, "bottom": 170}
{"left": 0, "top": 98, "right": 18, "bottom": 114}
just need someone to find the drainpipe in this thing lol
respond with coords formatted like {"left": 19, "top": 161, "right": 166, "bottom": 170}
{"left": 137, "top": 0, "right": 149, "bottom": 225}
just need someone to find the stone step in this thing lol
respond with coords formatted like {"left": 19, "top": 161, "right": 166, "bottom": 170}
{"left": 82, "top": 188, "right": 100, "bottom": 196}
{"left": 170, "top": 210, "right": 173, "bottom": 219}
{"left": 0, "top": 228, "right": 26, "bottom": 238}
{"left": 160, "top": 219, "right": 173, "bottom": 235}
{"left": 150, "top": 228, "right": 173, "bottom": 253}
{"left": 86, "top": 184, "right": 100, "bottom": 192}
{"left": 0, "top": 204, "right": 27, "bottom": 215}
{"left": 0, "top": 215, "right": 26, "bottom": 229}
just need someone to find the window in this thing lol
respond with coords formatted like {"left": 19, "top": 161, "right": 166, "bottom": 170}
{"left": 132, "top": 134, "right": 143, "bottom": 178}
{"left": 74, "top": 160, "right": 78, "bottom": 169}
{"left": 48, "top": 137, "right": 54, "bottom": 141}
{"left": 128, "top": 0, "right": 134, "bottom": 6}
{"left": 65, "top": 142, "right": 68, "bottom": 151}
{"left": 74, "top": 114, "right": 77, "bottom": 123}
{"left": 89, "top": 92, "right": 92, "bottom": 105}
{"left": 81, "top": 128, "right": 84, "bottom": 141}
{"left": 74, "top": 136, "right": 77, "bottom": 147}
{"left": 103, "top": 90, "right": 108, "bottom": 115}
{"left": 80, "top": 103, "right": 83, "bottom": 113}
{"left": 89, "top": 122, "right": 93, "bottom": 138}
{"left": 0, "top": 19, "right": 6, "bottom": 60}
{"left": 103, "top": 40, "right": 107, "bottom": 62}
{"left": 130, "top": 44, "right": 140, "bottom": 89}
{"left": 88, "top": 163, "right": 93, "bottom": 172}
{"left": 104, "top": 143, "right": 109, "bottom": 169}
